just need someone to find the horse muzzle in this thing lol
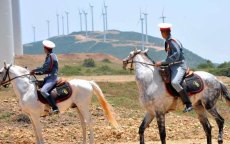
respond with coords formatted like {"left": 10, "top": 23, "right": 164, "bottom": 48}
{"left": 122, "top": 59, "right": 128, "bottom": 70}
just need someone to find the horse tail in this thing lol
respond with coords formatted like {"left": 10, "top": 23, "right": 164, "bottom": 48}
{"left": 220, "top": 82, "right": 230, "bottom": 106}
{"left": 89, "top": 81, "right": 118, "bottom": 128}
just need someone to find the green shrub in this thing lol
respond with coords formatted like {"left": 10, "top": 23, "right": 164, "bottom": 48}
{"left": 102, "top": 58, "right": 111, "bottom": 63}
{"left": 82, "top": 58, "right": 96, "bottom": 67}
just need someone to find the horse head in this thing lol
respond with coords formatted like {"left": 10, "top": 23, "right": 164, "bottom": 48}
{"left": 0, "top": 63, "right": 31, "bottom": 87}
{"left": 122, "top": 49, "right": 150, "bottom": 70}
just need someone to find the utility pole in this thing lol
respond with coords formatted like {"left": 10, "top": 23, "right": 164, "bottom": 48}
{"left": 83, "top": 10, "right": 88, "bottom": 37}
{"left": 56, "top": 13, "right": 59, "bottom": 36}
{"left": 89, "top": 4, "right": 94, "bottom": 32}
{"left": 79, "top": 10, "right": 82, "bottom": 31}
{"left": 32, "top": 26, "right": 36, "bottom": 42}
{"left": 46, "top": 20, "right": 50, "bottom": 38}
{"left": 62, "top": 15, "right": 65, "bottom": 35}
{"left": 65, "top": 11, "right": 69, "bottom": 34}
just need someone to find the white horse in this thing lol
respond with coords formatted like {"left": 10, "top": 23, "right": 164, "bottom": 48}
{"left": 123, "top": 49, "right": 230, "bottom": 144}
{"left": 0, "top": 63, "right": 118, "bottom": 144}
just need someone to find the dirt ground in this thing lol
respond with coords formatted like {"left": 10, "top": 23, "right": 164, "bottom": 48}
{"left": 0, "top": 75, "right": 230, "bottom": 144}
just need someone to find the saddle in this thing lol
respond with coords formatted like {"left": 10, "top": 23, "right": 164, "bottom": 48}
{"left": 36, "top": 78, "right": 73, "bottom": 104}
{"left": 159, "top": 67, "right": 204, "bottom": 97}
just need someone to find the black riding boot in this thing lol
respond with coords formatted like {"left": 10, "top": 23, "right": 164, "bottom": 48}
{"left": 178, "top": 89, "right": 193, "bottom": 113}
{"left": 46, "top": 96, "right": 59, "bottom": 114}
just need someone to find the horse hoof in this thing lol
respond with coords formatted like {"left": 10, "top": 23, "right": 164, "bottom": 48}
{"left": 218, "top": 139, "right": 223, "bottom": 144}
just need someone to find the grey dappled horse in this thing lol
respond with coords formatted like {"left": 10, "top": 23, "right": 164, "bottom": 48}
{"left": 123, "top": 49, "right": 230, "bottom": 144}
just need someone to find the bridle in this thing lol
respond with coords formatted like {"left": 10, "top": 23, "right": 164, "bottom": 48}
{"left": 123, "top": 51, "right": 156, "bottom": 71}
{"left": 0, "top": 65, "right": 32, "bottom": 87}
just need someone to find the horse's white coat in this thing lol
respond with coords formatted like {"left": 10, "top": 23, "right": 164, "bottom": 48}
{"left": 0, "top": 65, "right": 117, "bottom": 144}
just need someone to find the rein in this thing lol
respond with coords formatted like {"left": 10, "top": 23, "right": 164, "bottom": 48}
{"left": 0, "top": 65, "right": 32, "bottom": 87}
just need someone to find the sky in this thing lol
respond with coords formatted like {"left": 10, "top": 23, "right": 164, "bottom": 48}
{"left": 20, "top": 0, "right": 230, "bottom": 63}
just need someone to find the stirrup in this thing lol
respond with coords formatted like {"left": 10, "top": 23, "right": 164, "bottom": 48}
{"left": 183, "top": 106, "right": 193, "bottom": 113}
{"left": 51, "top": 108, "right": 60, "bottom": 114}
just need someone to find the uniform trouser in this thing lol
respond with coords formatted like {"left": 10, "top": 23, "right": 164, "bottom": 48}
{"left": 41, "top": 76, "right": 57, "bottom": 98}
{"left": 170, "top": 65, "right": 186, "bottom": 92}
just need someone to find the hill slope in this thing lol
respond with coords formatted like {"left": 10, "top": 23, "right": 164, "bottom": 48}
{"left": 23, "top": 30, "right": 206, "bottom": 68}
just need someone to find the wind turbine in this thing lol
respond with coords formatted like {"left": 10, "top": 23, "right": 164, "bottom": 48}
{"left": 65, "top": 11, "right": 69, "bottom": 34}
{"left": 143, "top": 12, "right": 148, "bottom": 43}
{"left": 160, "top": 8, "right": 166, "bottom": 23}
{"left": 79, "top": 10, "right": 82, "bottom": 31}
{"left": 56, "top": 13, "right": 60, "bottom": 36}
{"left": 83, "top": 10, "right": 88, "bottom": 37}
{"left": 102, "top": 9, "right": 106, "bottom": 42}
{"left": 46, "top": 20, "right": 50, "bottom": 38}
{"left": 139, "top": 11, "right": 144, "bottom": 50}
{"left": 61, "top": 15, "right": 65, "bottom": 35}
{"left": 89, "top": 4, "right": 94, "bottom": 32}
{"left": 104, "top": 2, "right": 108, "bottom": 30}
{"left": 32, "top": 26, "right": 36, "bottom": 42}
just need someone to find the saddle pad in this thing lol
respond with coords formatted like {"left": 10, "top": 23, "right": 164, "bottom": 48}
{"left": 37, "top": 82, "right": 72, "bottom": 104}
{"left": 165, "top": 73, "right": 204, "bottom": 97}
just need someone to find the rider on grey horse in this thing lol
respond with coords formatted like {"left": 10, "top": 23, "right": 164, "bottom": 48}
{"left": 155, "top": 23, "right": 193, "bottom": 113}
{"left": 30, "top": 40, "right": 59, "bottom": 114}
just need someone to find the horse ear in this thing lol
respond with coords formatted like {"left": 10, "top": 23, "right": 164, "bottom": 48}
{"left": 143, "top": 48, "right": 149, "bottom": 53}
{"left": 4, "top": 61, "right": 7, "bottom": 68}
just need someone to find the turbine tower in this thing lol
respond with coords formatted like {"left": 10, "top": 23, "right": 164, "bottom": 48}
{"left": 65, "top": 11, "right": 69, "bottom": 34}
{"left": 61, "top": 15, "right": 65, "bottom": 35}
{"left": 89, "top": 4, "right": 94, "bottom": 32}
{"left": 79, "top": 10, "right": 82, "bottom": 31}
{"left": 143, "top": 13, "right": 148, "bottom": 43}
{"left": 83, "top": 10, "right": 88, "bottom": 37}
{"left": 32, "top": 26, "right": 36, "bottom": 42}
{"left": 140, "top": 11, "right": 144, "bottom": 50}
{"left": 102, "top": 9, "right": 106, "bottom": 42}
{"left": 160, "top": 8, "right": 166, "bottom": 23}
{"left": 104, "top": 2, "right": 108, "bottom": 30}
{"left": 0, "top": 0, "right": 14, "bottom": 65}
{"left": 56, "top": 13, "right": 60, "bottom": 36}
{"left": 46, "top": 20, "right": 50, "bottom": 38}
{"left": 12, "top": 0, "right": 23, "bottom": 55}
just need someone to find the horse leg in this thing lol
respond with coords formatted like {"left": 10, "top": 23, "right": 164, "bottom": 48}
{"left": 156, "top": 111, "right": 166, "bottom": 144}
{"left": 139, "top": 112, "right": 154, "bottom": 144}
{"left": 194, "top": 104, "right": 212, "bottom": 144}
{"left": 76, "top": 107, "right": 87, "bottom": 144}
{"left": 207, "top": 107, "right": 224, "bottom": 144}
{"left": 77, "top": 106, "right": 94, "bottom": 144}
{"left": 29, "top": 113, "right": 44, "bottom": 144}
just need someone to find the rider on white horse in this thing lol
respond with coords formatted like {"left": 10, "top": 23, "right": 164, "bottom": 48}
{"left": 30, "top": 40, "right": 59, "bottom": 114}
{"left": 155, "top": 23, "right": 193, "bottom": 113}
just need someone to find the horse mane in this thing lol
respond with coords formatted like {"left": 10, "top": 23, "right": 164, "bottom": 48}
{"left": 12, "top": 65, "right": 30, "bottom": 75}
